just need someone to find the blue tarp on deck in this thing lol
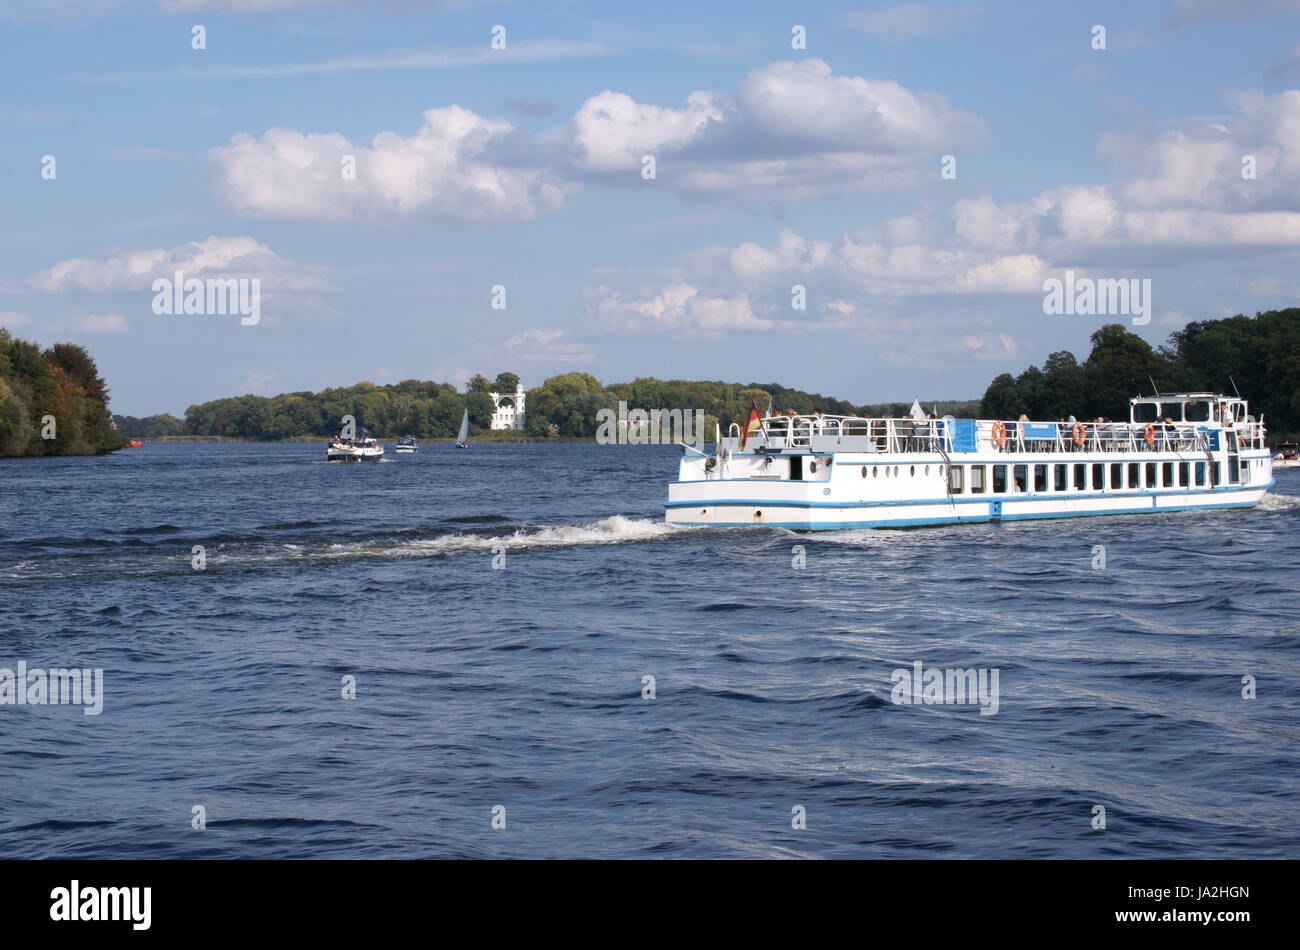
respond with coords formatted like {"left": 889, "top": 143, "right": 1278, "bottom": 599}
{"left": 948, "top": 419, "right": 977, "bottom": 452}
{"left": 1019, "top": 422, "right": 1058, "bottom": 441}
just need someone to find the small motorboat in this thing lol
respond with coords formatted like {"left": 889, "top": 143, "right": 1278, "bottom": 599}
{"left": 395, "top": 437, "right": 418, "bottom": 454}
{"left": 1274, "top": 442, "right": 1299, "bottom": 469}
{"left": 327, "top": 426, "right": 384, "bottom": 462}
{"left": 127, "top": 441, "right": 143, "bottom": 447}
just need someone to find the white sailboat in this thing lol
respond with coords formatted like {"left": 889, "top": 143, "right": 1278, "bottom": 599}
{"left": 455, "top": 409, "right": 469, "bottom": 449}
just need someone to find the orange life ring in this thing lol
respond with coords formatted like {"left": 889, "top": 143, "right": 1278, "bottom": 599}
{"left": 1144, "top": 423, "right": 1155, "bottom": 447}
{"left": 991, "top": 420, "right": 1006, "bottom": 445}
{"left": 1072, "top": 421, "right": 1084, "bottom": 445}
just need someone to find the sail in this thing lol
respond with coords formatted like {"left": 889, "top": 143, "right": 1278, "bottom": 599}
{"left": 909, "top": 398, "right": 926, "bottom": 422}
{"left": 457, "top": 409, "right": 469, "bottom": 445}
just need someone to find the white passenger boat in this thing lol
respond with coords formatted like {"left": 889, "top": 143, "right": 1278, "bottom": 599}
{"left": 1273, "top": 442, "right": 1299, "bottom": 469}
{"left": 395, "top": 437, "right": 418, "bottom": 454}
{"left": 665, "top": 394, "right": 1273, "bottom": 529}
{"left": 327, "top": 432, "right": 384, "bottom": 462}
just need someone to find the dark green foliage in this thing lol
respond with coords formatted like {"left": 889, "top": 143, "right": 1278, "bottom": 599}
{"left": 0, "top": 329, "right": 126, "bottom": 457}
{"left": 978, "top": 310, "right": 1300, "bottom": 435}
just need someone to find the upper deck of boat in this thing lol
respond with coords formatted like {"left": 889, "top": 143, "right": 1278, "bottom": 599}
{"left": 723, "top": 395, "right": 1267, "bottom": 457}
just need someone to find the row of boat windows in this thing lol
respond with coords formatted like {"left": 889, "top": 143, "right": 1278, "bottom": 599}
{"left": 859, "top": 460, "right": 1248, "bottom": 492}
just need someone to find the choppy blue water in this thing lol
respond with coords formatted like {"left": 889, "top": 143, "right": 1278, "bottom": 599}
{"left": 1, "top": 442, "right": 1298, "bottom": 858}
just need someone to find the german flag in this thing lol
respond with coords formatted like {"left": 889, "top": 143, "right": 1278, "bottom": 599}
{"left": 739, "top": 406, "right": 762, "bottom": 450}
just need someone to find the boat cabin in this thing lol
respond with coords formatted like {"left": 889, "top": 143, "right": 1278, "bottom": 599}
{"left": 1129, "top": 394, "right": 1247, "bottom": 426}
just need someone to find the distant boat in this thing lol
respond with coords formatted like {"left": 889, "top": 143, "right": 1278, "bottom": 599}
{"left": 1274, "top": 441, "right": 1299, "bottom": 469}
{"left": 395, "top": 436, "right": 418, "bottom": 454}
{"left": 127, "top": 441, "right": 143, "bottom": 447}
{"left": 455, "top": 409, "right": 469, "bottom": 449}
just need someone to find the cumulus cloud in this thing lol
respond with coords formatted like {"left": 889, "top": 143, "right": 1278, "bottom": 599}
{"left": 209, "top": 59, "right": 985, "bottom": 220}
{"left": 0, "top": 310, "right": 30, "bottom": 328}
{"left": 723, "top": 227, "right": 1050, "bottom": 296}
{"left": 567, "top": 59, "right": 984, "bottom": 200}
{"left": 210, "top": 107, "right": 575, "bottom": 222}
{"left": 582, "top": 284, "right": 770, "bottom": 337}
{"left": 18, "top": 236, "right": 332, "bottom": 294}
{"left": 951, "top": 89, "right": 1300, "bottom": 252}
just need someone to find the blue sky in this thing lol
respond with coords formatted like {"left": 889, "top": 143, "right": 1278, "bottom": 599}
{"left": 3, "top": 0, "right": 1300, "bottom": 416}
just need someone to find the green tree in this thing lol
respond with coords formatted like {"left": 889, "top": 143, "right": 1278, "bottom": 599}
{"left": 1082, "top": 324, "right": 1167, "bottom": 419}
{"left": 492, "top": 372, "right": 520, "bottom": 394}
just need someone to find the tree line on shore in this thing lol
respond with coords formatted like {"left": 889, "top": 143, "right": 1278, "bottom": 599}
{"left": 0, "top": 329, "right": 124, "bottom": 457}
{"left": 108, "top": 307, "right": 1300, "bottom": 443}
{"left": 979, "top": 310, "right": 1300, "bottom": 438}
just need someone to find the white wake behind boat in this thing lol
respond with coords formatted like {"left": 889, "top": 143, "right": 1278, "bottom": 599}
{"left": 665, "top": 393, "right": 1274, "bottom": 530}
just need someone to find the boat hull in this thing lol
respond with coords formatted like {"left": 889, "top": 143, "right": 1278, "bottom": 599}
{"left": 666, "top": 450, "right": 1273, "bottom": 530}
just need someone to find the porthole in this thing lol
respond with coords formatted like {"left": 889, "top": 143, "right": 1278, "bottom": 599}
{"left": 894, "top": 466, "right": 900, "bottom": 477}
{"left": 925, "top": 465, "right": 930, "bottom": 476}
{"left": 873, "top": 466, "right": 878, "bottom": 477}
{"left": 809, "top": 460, "right": 818, "bottom": 473}
{"left": 862, "top": 466, "right": 868, "bottom": 478}
{"left": 910, "top": 465, "right": 916, "bottom": 476}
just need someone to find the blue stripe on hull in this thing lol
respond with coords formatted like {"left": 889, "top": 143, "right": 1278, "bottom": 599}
{"left": 665, "top": 481, "right": 1270, "bottom": 510}
{"left": 669, "top": 499, "right": 1260, "bottom": 530}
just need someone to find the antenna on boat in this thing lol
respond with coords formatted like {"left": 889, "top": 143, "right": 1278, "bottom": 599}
{"left": 1147, "top": 375, "right": 1159, "bottom": 397}
{"left": 1229, "top": 376, "right": 1241, "bottom": 398}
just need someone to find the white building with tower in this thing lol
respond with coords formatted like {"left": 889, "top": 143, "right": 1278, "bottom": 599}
{"left": 489, "top": 387, "right": 526, "bottom": 430}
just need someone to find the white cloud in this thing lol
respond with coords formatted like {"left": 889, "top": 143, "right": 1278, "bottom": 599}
{"left": 68, "top": 38, "right": 613, "bottom": 83}
{"left": 52, "top": 312, "right": 129, "bottom": 334}
{"left": 567, "top": 89, "right": 727, "bottom": 173}
{"left": 210, "top": 107, "right": 575, "bottom": 223}
{"left": 0, "top": 310, "right": 30, "bottom": 328}
{"left": 961, "top": 332, "right": 1020, "bottom": 361}
{"left": 949, "top": 89, "right": 1300, "bottom": 252}
{"left": 724, "top": 227, "right": 1051, "bottom": 296}
{"left": 569, "top": 59, "right": 984, "bottom": 200}
{"left": 19, "top": 236, "right": 332, "bottom": 293}
{"left": 582, "top": 284, "right": 769, "bottom": 337}
{"left": 209, "top": 59, "right": 985, "bottom": 220}
{"left": 503, "top": 328, "right": 595, "bottom": 363}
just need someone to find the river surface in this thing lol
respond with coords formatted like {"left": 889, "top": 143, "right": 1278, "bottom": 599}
{"left": 2, "top": 442, "right": 1297, "bottom": 858}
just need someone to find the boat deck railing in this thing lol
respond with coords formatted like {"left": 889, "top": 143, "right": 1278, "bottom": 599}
{"left": 727, "top": 415, "right": 1267, "bottom": 454}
